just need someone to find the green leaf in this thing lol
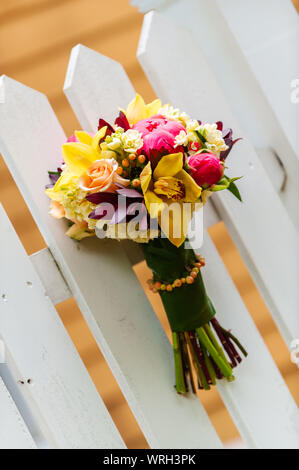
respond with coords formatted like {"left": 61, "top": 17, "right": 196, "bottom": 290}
{"left": 195, "top": 130, "right": 207, "bottom": 145}
{"left": 229, "top": 176, "right": 243, "bottom": 183}
{"left": 228, "top": 181, "right": 242, "bottom": 201}
{"left": 212, "top": 184, "right": 230, "bottom": 192}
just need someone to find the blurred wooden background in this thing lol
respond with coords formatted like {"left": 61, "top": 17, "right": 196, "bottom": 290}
{"left": 0, "top": 0, "right": 298, "bottom": 448}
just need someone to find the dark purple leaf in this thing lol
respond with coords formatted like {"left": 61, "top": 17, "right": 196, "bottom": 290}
{"left": 86, "top": 192, "right": 118, "bottom": 205}
{"left": 88, "top": 202, "right": 116, "bottom": 220}
{"left": 116, "top": 188, "right": 143, "bottom": 198}
{"left": 114, "top": 111, "right": 130, "bottom": 131}
{"left": 98, "top": 118, "right": 114, "bottom": 133}
{"left": 221, "top": 137, "right": 242, "bottom": 161}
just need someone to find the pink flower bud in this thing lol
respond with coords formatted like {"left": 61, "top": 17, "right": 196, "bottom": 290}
{"left": 188, "top": 152, "right": 224, "bottom": 186}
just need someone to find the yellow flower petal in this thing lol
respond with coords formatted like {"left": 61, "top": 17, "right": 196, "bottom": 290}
{"left": 140, "top": 161, "right": 152, "bottom": 194}
{"left": 176, "top": 170, "right": 202, "bottom": 201}
{"left": 91, "top": 127, "right": 107, "bottom": 153}
{"left": 66, "top": 224, "right": 95, "bottom": 240}
{"left": 125, "top": 93, "right": 147, "bottom": 125}
{"left": 144, "top": 189, "right": 164, "bottom": 219}
{"left": 153, "top": 153, "right": 183, "bottom": 180}
{"left": 45, "top": 187, "right": 64, "bottom": 202}
{"left": 74, "top": 131, "right": 93, "bottom": 145}
{"left": 62, "top": 142, "right": 98, "bottom": 176}
{"left": 53, "top": 170, "right": 76, "bottom": 191}
{"left": 159, "top": 200, "right": 195, "bottom": 247}
{"left": 146, "top": 98, "right": 162, "bottom": 118}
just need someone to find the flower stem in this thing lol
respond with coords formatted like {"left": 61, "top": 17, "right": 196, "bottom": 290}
{"left": 172, "top": 332, "right": 187, "bottom": 394}
{"left": 220, "top": 327, "right": 248, "bottom": 358}
{"left": 184, "top": 332, "right": 210, "bottom": 390}
{"left": 211, "top": 318, "right": 238, "bottom": 367}
{"left": 204, "top": 323, "right": 231, "bottom": 367}
{"left": 179, "top": 333, "right": 196, "bottom": 394}
{"left": 189, "top": 331, "right": 212, "bottom": 385}
{"left": 196, "top": 326, "right": 234, "bottom": 381}
{"left": 202, "top": 348, "right": 217, "bottom": 385}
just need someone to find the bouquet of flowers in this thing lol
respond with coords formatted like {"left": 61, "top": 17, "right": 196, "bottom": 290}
{"left": 46, "top": 94, "right": 246, "bottom": 394}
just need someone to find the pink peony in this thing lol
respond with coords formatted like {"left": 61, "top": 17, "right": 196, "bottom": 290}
{"left": 133, "top": 115, "right": 186, "bottom": 161}
{"left": 188, "top": 152, "right": 224, "bottom": 186}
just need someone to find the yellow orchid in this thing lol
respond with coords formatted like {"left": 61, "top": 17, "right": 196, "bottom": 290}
{"left": 124, "top": 94, "right": 162, "bottom": 125}
{"left": 45, "top": 127, "right": 108, "bottom": 202}
{"left": 140, "top": 153, "right": 202, "bottom": 247}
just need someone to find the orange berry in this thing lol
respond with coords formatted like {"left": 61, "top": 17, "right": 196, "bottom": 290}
{"left": 190, "top": 271, "right": 197, "bottom": 279}
{"left": 194, "top": 262, "right": 202, "bottom": 269}
{"left": 154, "top": 281, "right": 161, "bottom": 290}
{"left": 129, "top": 153, "right": 136, "bottom": 161}
{"left": 122, "top": 158, "right": 129, "bottom": 168}
{"left": 186, "top": 276, "right": 194, "bottom": 284}
{"left": 181, "top": 278, "right": 186, "bottom": 284}
{"left": 132, "top": 179, "right": 140, "bottom": 188}
{"left": 116, "top": 167, "right": 123, "bottom": 175}
{"left": 138, "top": 154, "right": 146, "bottom": 164}
{"left": 166, "top": 284, "right": 173, "bottom": 292}
{"left": 192, "top": 267, "right": 199, "bottom": 274}
{"left": 160, "top": 284, "right": 166, "bottom": 291}
{"left": 174, "top": 279, "right": 182, "bottom": 287}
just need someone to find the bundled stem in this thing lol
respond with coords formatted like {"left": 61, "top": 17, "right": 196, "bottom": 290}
{"left": 173, "top": 319, "right": 247, "bottom": 394}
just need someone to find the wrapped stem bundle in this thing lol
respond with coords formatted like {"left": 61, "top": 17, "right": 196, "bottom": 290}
{"left": 143, "top": 237, "right": 247, "bottom": 393}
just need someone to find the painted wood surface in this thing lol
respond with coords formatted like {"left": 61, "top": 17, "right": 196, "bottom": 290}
{"left": 137, "top": 10, "right": 299, "bottom": 349}
{"left": 0, "top": 377, "right": 36, "bottom": 449}
{"left": 0, "top": 204, "right": 124, "bottom": 449}
{"left": 133, "top": 0, "right": 299, "bottom": 234}
{"left": 0, "top": 74, "right": 221, "bottom": 449}
{"left": 64, "top": 44, "right": 299, "bottom": 448}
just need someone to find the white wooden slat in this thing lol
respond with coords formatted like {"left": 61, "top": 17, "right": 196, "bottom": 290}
{"left": 0, "top": 377, "right": 36, "bottom": 449}
{"left": 0, "top": 204, "right": 124, "bottom": 449}
{"left": 0, "top": 77, "right": 221, "bottom": 449}
{"left": 64, "top": 46, "right": 223, "bottom": 449}
{"left": 215, "top": 0, "right": 299, "bottom": 160}
{"left": 63, "top": 44, "right": 299, "bottom": 448}
{"left": 137, "top": 11, "right": 299, "bottom": 347}
{"left": 138, "top": 0, "right": 299, "bottom": 234}
{"left": 30, "top": 248, "right": 72, "bottom": 305}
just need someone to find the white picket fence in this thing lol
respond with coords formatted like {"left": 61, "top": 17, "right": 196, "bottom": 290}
{"left": 0, "top": 0, "right": 298, "bottom": 449}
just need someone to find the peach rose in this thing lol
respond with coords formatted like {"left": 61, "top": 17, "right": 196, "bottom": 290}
{"left": 78, "top": 158, "right": 129, "bottom": 193}
{"left": 49, "top": 200, "right": 65, "bottom": 218}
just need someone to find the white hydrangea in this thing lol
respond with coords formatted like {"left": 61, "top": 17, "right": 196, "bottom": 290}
{"left": 198, "top": 123, "right": 228, "bottom": 156}
{"left": 158, "top": 104, "right": 190, "bottom": 124}
{"left": 174, "top": 130, "right": 188, "bottom": 147}
{"left": 107, "top": 137, "right": 122, "bottom": 150}
{"left": 121, "top": 129, "right": 143, "bottom": 153}
{"left": 186, "top": 119, "right": 200, "bottom": 133}
{"left": 61, "top": 184, "right": 96, "bottom": 226}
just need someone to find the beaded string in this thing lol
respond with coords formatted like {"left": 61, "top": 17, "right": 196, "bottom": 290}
{"left": 147, "top": 254, "right": 205, "bottom": 293}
